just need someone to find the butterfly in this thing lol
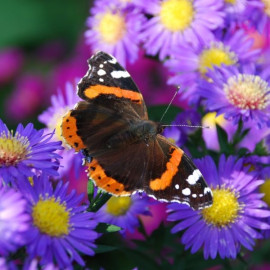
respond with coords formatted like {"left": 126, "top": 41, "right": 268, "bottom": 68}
{"left": 61, "top": 51, "right": 213, "bottom": 210}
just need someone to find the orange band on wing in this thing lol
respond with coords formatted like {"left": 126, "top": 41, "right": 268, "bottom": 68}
{"left": 87, "top": 159, "right": 131, "bottom": 196}
{"left": 149, "top": 148, "right": 183, "bottom": 191}
{"left": 61, "top": 111, "right": 86, "bottom": 151}
{"left": 84, "top": 85, "right": 142, "bottom": 103}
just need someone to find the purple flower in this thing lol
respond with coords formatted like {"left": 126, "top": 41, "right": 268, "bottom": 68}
{"left": 138, "top": 0, "right": 224, "bottom": 60}
{"left": 95, "top": 193, "right": 152, "bottom": 233}
{"left": 5, "top": 75, "right": 45, "bottom": 121}
{"left": 198, "top": 65, "right": 270, "bottom": 128}
{"left": 0, "top": 183, "right": 30, "bottom": 256}
{"left": 20, "top": 177, "right": 99, "bottom": 268}
{"left": 85, "top": 0, "right": 146, "bottom": 66}
{"left": 0, "top": 119, "right": 62, "bottom": 184}
{"left": 38, "top": 81, "right": 83, "bottom": 178}
{"left": 167, "top": 155, "right": 270, "bottom": 259}
{"left": 0, "top": 48, "right": 23, "bottom": 85}
{"left": 243, "top": 0, "right": 270, "bottom": 32}
{"left": 201, "top": 112, "right": 236, "bottom": 151}
{"left": 165, "top": 28, "right": 260, "bottom": 104}
{"left": 163, "top": 110, "right": 201, "bottom": 147}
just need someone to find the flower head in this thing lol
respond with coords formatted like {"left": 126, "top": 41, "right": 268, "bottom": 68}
{"left": 95, "top": 193, "right": 152, "bottom": 233}
{"left": 38, "top": 82, "right": 84, "bottom": 178}
{"left": 20, "top": 177, "right": 98, "bottom": 268}
{"left": 167, "top": 155, "right": 270, "bottom": 259}
{"left": 138, "top": 0, "right": 224, "bottom": 60}
{"left": 198, "top": 65, "right": 270, "bottom": 128}
{"left": 165, "top": 28, "right": 260, "bottom": 104}
{"left": 0, "top": 183, "right": 30, "bottom": 256}
{"left": 85, "top": 0, "right": 146, "bottom": 66}
{"left": 0, "top": 119, "right": 62, "bottom": 184}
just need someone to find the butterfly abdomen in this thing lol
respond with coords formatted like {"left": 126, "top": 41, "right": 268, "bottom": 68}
{"left": 106, "top": 120, "right": 160, "bottom": 148}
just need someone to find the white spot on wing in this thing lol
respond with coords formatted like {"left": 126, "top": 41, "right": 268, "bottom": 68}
{"left": 99, "top": 64, "right": 104, "bottom": 68}
{"left": 111, "top": 70, "right": 130, "bottom": 79}
{"left": 175, "top": 184, "right": 179, "bottom": 190}
{"left": 182, "top": 188, "right": 191, "bottom": 196}
{"left": 99, "top": 78, "right": 104, "bottom": 82}
{"left": 186, "top": 169, "right": 202, "bottom": 185}
{"left": 204, "top": 187, "right": 212, "bottom": 195}
{"left": 97, "top": 69, "right": 106, "bottom": 76}
{"left": 192, "top": 194, "right": 197, "bottom": 198}
{"left": 108, "top": 57, "right": 117, "bottom": 64}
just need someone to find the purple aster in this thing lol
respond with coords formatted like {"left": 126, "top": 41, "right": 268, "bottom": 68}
{"left": 19, "top": 177, "right": 99, "bottom": 268}
{"left": 95, "top": 193, "right": 152, "bottom": 233}
{"left": 198, "top": 65, "right": 270, "bottom": 128}
{"left": 163, "top": 109, "right": 201, "bottom": 147}
{"left": 38, "top": 81, "right": 83, "bottom": 178}
{"left": 0, "top": 182, "right": 30, "bottom": 256}
{"left": 167, "top": 155, "right": 270, "bottom": 259}
{"left": 165, "top": 28, "right": 260, "bottom": 104}
{"left": 243, "top": 0, "right": 270, "bottom": 32}
{"left": 138, "top": 0, "right": 224, "bottom": 60}
{"left": 0, "top": 119, "right": 62, "bottom": 184}
{"left": 85, "top": 0, "right": 146, "bottom": 66}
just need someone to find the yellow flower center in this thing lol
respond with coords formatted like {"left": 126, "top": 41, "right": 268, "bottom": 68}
{"left": 260, "top": 178, "right": 270, "bottom": 206}
{"left": 199, "top": 43, "right": 237, "bottom": 74}
{"left": 202, "top": 187, "right": 241, "bottom": 227}
{"left": 48, "top": 107, "right": 70, "bottom": 148}
{"left": 202, "top": 112, "right": 226, "bottom": 128}
{"left": 106, "top": 196, "right": 132, "bottom": 216}
{"left": 98, "top": 12, "right": 126, "bottom": 44}
{"left": 262, "top": 0, "right": 270, "bottom": 16}
{"left": 225, "top": 0, "right": 236, "bottom": 4}
{"left": 32, "top": 197, "right": 70, "bottom": 237}
{"left": 0, "top": 131, "right": 30, "bottom": 167}
{"left": 160, "top": 0, "right": 194, "bottom": 32}
{"left": 224, "top": 74, "right": 270, "bottom": 110}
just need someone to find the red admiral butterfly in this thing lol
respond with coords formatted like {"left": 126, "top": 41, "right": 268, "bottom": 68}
{"left": 61, "top": 51, "right": 212, "bottom": 210}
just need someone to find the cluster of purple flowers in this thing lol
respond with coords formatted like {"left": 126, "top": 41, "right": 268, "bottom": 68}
{"left": 85, "top": 0, "right": 270, "bottom": 262}
{"left": 1, "top": 0, "right": 270, "bottom": 268}
{"left": 0, "top": 116, "right": 154, "bottom": 268}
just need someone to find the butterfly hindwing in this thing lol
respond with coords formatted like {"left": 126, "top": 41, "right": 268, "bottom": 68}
{"left": 77, "top": 51, "right": 148, "bottom": 120}
{"left": 145, "top": 135, "right": 213, "bottom": 209}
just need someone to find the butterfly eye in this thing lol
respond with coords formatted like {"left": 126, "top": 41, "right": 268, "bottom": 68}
{"left": 157, "top": 124, "right": 164, "bottom": 134}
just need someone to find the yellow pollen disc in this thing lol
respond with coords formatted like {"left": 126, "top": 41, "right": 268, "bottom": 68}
{"left": 224, "top": 74, "right": 270, "bottom": 110}
{"left": 202, "top": 188, "right": 240, "bottom": 227}
{"left": 225, "top": 0, "right": 236, "bottom": 4}
{"left": 0, "top": 131, "right": 30, "bottom": 167}
{"left": 32, "top": 197, "right": 70, "bottom": 237}
{"left": 98, "top": 12, "right": 126, "bottom": 44}
{"left": 106, "top": 196, "right": 132, "bottom": 216}
{"left": 28, "top": 177, "right": 34, "bottom": 186}
{"left": 199, "top": 43, "right": 237, "bottom": 74}
{"left": 260, "top": 178, "right": 270, "bottom": 206}
{"left": 160, "top": 0, "right": 194, "bottom": 32}
{"left": 168, "top": 138, "right": 176, "bottom": 144}
{"left": 49, "top": 107, "right": 70, "bottom": 148}
{"left": 202, "top": 112, "right": 226, "bottom": 128}
{"left": 262, "top": 0, "right": 270, "bottom": 16}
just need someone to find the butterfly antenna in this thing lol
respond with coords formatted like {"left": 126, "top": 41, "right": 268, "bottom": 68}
{"left": 159, "top": 87, "right": 180, "bottom": 123}
{"left": 162, "top": 124, "right": 210, "bottom": 129}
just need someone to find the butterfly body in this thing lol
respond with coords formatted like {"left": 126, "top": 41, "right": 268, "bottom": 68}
{"left": 61, "top": 51, "right": 213, "bottom": 210}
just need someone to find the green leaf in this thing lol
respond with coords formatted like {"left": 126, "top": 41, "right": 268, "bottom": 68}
{"left": 216, "top": 124, "right": 231, "bottom": 154}
{"left": 87, "top": 180, "right": 95, "bottom": 203}
{"left": 96, "top": 223, "right": 121, "bottom": 233}
{"left": 94, "top": 245, "right": 119, "bottom": 254}
{"left": 148, "top": 105, "right": 182, "bottom": 124}
{"left": 88, "top": 193, "right": 112, "bottom": 212}
{"left": 254, "top": 140, "right": 268, "bottom": 156}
